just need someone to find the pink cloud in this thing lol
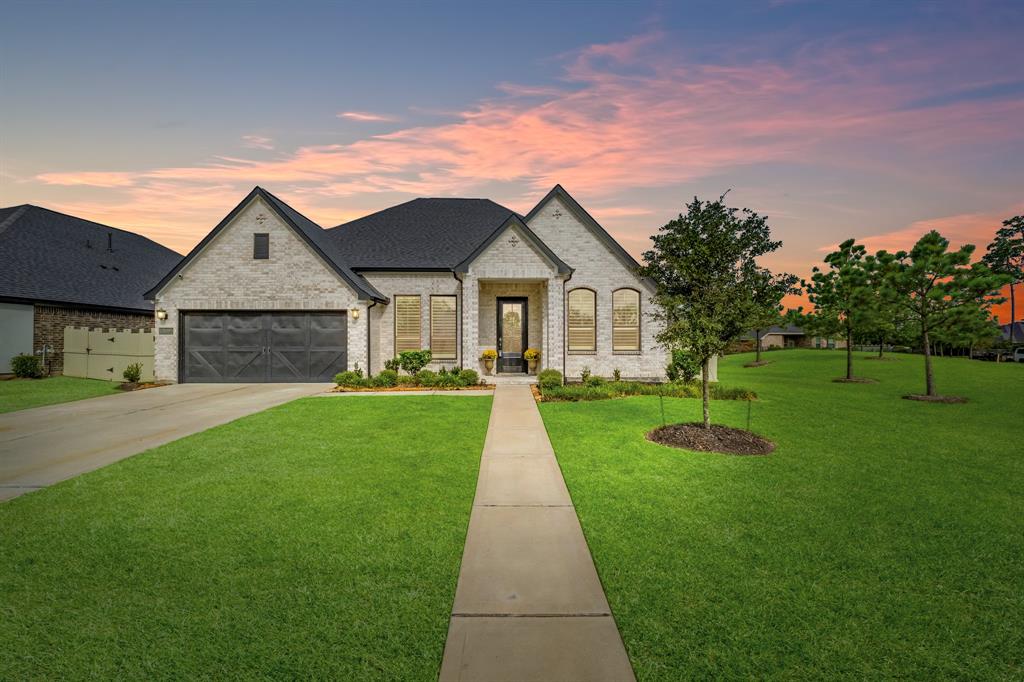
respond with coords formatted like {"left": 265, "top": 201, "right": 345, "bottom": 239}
{"left": 24, "top": 30, "right": 1024, "bottom": 253}
{"left": 241, "top": 135, "right": 274, "bottom": 150}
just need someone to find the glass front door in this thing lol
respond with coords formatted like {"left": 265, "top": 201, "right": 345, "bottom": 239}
{"left": 496, "top": 298, "right": 528, "bottom": 373}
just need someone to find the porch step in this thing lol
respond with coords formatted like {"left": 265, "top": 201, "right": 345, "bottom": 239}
{"left": 484, "top": 374, "right": 538, "bottom": 385}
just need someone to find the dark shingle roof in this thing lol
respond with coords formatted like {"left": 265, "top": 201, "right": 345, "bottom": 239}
{"left": 0, "top": 205, "right": 181, "bottom": 313}
{"left": 326, "top": 198, "right": 516, "bottom": 270}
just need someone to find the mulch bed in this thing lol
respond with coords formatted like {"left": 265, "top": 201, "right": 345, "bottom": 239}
{"left": 832, "top": 377, "right": 878, "bottom": 383}
{"left": 743, "top": 360, "right": 771, "bottom": 368}
{"left": 647, "top": 422, "right": 775, "bottom": 456}
{"left": 118, "top": 381, "right": 171, "bottom": 392}
{"left": 332, "top": 385, "right": 494, "bottom": 393}
{"left": 903, "top": 394, "right": 968, "bottom": 404}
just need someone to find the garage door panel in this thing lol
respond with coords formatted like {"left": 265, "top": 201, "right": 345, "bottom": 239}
{"left": 182, "top": 311, "right": 346, "bottom": 383}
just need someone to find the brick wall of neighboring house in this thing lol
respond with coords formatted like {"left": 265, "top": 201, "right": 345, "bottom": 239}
{"left": 33, "top": 304, "right": 152, "bottom": 375}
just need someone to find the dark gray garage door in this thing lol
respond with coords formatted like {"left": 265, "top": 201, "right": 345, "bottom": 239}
{"left": 181, "top": 312, "right": 347, "bottom": 383}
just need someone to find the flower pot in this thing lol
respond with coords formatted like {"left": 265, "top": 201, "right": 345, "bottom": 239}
{"left": 483, "top": 358, "right": 494, "bottom": 374}
{"left": 528, "top": 359, "right": 538, "bottom": 374}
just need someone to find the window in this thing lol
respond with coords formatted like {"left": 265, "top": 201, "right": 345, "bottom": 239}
{"left": 394, "top": 295, "right": 421, "bottom": 354}
{"left": 253, "top": 233, "right": 269, "bottom": 259}
{"left": 612, "top": 288, "right": 641, "bottom": 351}
{"left": 567, "top": 288, "right": 596, "bottom": 352}
{"left": 430, "top": 295, "right": 458, "bottom": 360}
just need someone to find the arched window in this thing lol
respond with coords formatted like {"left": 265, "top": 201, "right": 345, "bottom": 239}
{"left": 567, "top": 288, "right": 596, "bottom": 352}
{"left": 612, "top": 288, "right": 640, "bottom": 351}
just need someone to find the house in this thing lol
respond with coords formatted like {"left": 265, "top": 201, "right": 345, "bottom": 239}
{"left": 0, "top": 205, "right": 181, "bottom": 374}
{"left": 739, "top": 325, "right": 847, "bottom": 351}
{"left": 147, "top": 185, "right": 697, "bottom": 383}
{"left": 1000, "top": 321, "right": 1023, "bottom": 344}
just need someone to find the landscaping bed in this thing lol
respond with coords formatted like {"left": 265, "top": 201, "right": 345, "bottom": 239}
{"left": 333, "top": 384, "right": 493, "bottom": 393}
{"left": 536, "top": 374, "right": 756, "bottom": 403}
{"left": 647, "top": 422, "right": 775, "bottom": 455}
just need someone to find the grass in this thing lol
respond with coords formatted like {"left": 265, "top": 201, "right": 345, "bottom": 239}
{"left": 0, "top": 375, "right": 120, "bottom": 413}
{"left": 540, "top": 349, "right": 1023, "bottom": 680}
{"left": 1, "top": 395, "right": 492, "bottom": 680}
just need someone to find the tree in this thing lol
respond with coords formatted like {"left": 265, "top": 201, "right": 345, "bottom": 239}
{"left": 982, "top": 215, "right": 1023, "bottom": 343}
{"left": 748, "top": 270, "right": 800, "bottom": 363}
{"left": 860, "top": 250, "right": 912, "bottom": 358}
{"left": 883, "top": 230, "right": 1008, "bottom": 397}
{"left": 639, "top": 194, "right": 791, "bottom": 429}
{"left": 804, "top": 239, "right": 874, "bottom": 380}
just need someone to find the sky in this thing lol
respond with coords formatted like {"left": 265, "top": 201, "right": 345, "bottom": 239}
{"left": 2, "top": 1, "right": 1022, "bottom": 319}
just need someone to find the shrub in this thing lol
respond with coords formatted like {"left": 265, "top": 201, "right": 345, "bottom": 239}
{"left": 398, "top": 350, "right": 432, "bottom": 375}
{"left": 580, "top": 366, "right": 591, "bottom": 382}
{"left": 334, "top": 370, "right": 364, "bottom": 387}
{"left": 584, "top": 375, "right": 605, "bottom": 387}
{"left": 123, "top": 362, "right": 143, "bottom": 383}
{"left": 538, "top": 369, "right": 563, "bottom": 390}
{"left": 396, "top": 375, "right": 417, "bottom": 386}
{"left": 434, "top": 372, "right": 461, "bottom": 388}
{"left": 373, "top": 369, "right": 398, "bottom": 388}
{"left": 457, "top": 369, "right": 480, "bottom": 386}
{"left": 384, "top": 357, "right": 401, "bottom": 372}
{"left": 666, "top": 349, "right": 700, "bottom": 383}
{"left": 10, "top": 354, "right": 43, "bottom": 379}
{"left": 416, "top": 369, "right": 437, "bottom": 387}
{"left": 613, "top": 368, "right": 622, "bottom": 381}
{"left": 539, "top": 380, "right": 755, "bottom": 402}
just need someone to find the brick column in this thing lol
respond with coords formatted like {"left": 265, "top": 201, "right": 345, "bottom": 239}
{"left": 546, "top": 276, "right": 564, "bottom": 373}
{"left": 462, "top": 275, "right": 479, "bottom": 373}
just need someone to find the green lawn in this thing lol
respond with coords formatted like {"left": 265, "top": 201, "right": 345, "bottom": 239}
{"left": 541, "top": 350, "right": 1023, "bottom": 680}
{"left": 1, "top": 396, "right": 491, "bottom": 680}
{"left": 0, "top": 375, "right": 120, "bottom": 413}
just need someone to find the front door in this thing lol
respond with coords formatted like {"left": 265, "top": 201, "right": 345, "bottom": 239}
{"left": 496, "top": 298, "right": 528, "bottom": 373}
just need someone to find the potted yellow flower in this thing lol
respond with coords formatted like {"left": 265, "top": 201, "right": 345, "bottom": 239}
{"left": 524, "top": 348, "right": 540, "bottom": 374}
{"left": 480, "top": 349, "right": 498, "bottom": 374}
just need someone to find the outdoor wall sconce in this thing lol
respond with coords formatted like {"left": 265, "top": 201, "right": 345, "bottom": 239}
{"left": 350, "top": 309, "right": 360, "bottom": 320}
{"left": 156, "top": 308, "right": 168, "bottom": 321}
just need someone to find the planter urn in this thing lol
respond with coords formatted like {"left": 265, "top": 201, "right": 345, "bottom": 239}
{"left": 528, "top": 359, "right": 538, "bottom": 374}
{"left": 483, "top": 358, "right": 494, "bottom": 374}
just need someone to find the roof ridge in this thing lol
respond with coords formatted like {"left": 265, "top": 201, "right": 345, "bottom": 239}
{"left": 0, "top": 204, "right": 179, "bottom": 254}
{"left": 0, "top": 205, "right": 30, "bottom": 236}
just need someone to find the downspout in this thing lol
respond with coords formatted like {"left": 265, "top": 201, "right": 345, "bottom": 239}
{"left": 453, "top": 271, "right": 464, "bottom": 369}
{"left": 562, "top": 270, "right": 573, "bottom": 377}
{"left": 366, "top": 300, "right": 377, "bottom": 377}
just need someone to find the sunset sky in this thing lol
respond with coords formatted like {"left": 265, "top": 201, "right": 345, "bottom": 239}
{"left": 2, "top": 1, "right": 1022, "bottom": 319}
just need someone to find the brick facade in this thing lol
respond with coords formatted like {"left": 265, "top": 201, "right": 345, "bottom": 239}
{"left": 152, "top": 195, "right": 366, "bottom": 382}
{"left": 33, "top": 304, "right": 152, "bottom": 375}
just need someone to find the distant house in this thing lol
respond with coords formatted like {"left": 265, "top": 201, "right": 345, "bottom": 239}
{"left": 0, "top": 205, "right": 181, "bottom": 374}
{"left": 739, "top": 325, "right": 847, "bottom": 351}
{"left": 1001, "top": 321, "right": 1023, "bottom": 344}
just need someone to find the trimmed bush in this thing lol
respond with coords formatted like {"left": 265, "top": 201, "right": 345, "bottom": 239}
{"left": 10, "top": 354, "right": 43, "bottom": 379}
{"left": 398, "top": 350, "right": 432, "bottom": 375}
{"left": 373, "top": 369, "right": 398, "bottom": 388}
{"left": 666, "top": 350, "right": 700, "bottom": 383}
{"left": 123, "top": 362, "right": 142, "bottom": 383}
{"left": 434, "top": 373, "right": 461, "bottom": 388}
{"left": 416, "top": 369, "right": 438, "bottom": 387}
{"left": 539, "top": 379, "right": 756, "bottom": 403}
{"left": 457, "top": 369, "right": 480, "bottom": 386}
{"left": 334, "top": 371, "right": 364, "bottom": 387}
{"left": 383, "top": 357, "right": 400, "bottom": 372}
{"left": 538, "top": 369, "right": 563, "bottom": 390}
{"left": 584, "top": 375, "right": 605, "bottom": 387}
{"left": 396, "top": 375, "right": 417, "bottom": 386}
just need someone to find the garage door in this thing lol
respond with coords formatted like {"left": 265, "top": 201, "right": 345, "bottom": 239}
{"left": 181, "top": 312, "right": 347, "bottom": 383}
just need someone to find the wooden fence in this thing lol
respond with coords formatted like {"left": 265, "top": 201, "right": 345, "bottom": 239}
{"left": 63, "top": 327, "right": 155, "bottom": 382}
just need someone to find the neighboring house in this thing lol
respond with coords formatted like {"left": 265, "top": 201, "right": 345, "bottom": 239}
{"left": 739, "top": 325, "right": 848, "bottom": 351}
{"left": 1000, "top": 321, "right": 1023, "bottom": 344}
{"left": 147, "top": 185, "right": 695, "bottom": 383}
{"left": 0, "top": 205, "right": 181, "bottom": 374}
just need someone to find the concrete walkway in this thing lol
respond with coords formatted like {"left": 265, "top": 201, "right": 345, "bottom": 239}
{"left": 0, "top": 383, "right": 327, "bottom": 501}
{"left": 439, "top": 385, "right": 635, "bottom": 681}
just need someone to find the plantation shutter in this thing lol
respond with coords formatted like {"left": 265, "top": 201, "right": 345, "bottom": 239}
{"left": 394, "top": 295, "right": 421, "bottom": 354}
{"left": 612, "top": 289, "right": 640, "bottom": 351}
{"left": 567, "top": 289, "right": 596, "bottom": 352}
{"left": 430, "top": 296, "right": 458, "bottom": 360}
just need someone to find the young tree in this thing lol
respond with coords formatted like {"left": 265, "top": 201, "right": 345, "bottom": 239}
{"left": 747, "top": 270, "right": 800, "bottom": 363}
{"left": 860, "top": 251, "right": 912, "bottom": 358}
{"left": 982, "top": 215, "right": 1023, "bottom": 343}
{"left": 804, "top": 239, "right": 873, "bottom": 380}
{"left": 639, "top": 194, "right": 791, "bottom": 429}
{"left": 884, "top": 230, "right": 1008, "bottom": 397}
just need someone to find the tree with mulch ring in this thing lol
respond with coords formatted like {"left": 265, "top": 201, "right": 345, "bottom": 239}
{"left": 647, "top": 423, "right": 775, "bottom": 456}
{"left": 743, "top": 360, "right": 771, "bottom": 368}
{"left": 903, "top": 394, "right": 968, "bottom": 404}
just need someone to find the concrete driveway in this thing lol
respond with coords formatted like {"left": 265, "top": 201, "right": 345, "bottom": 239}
{"left": 0, "top": 383, "right": 329, "bottom": 501}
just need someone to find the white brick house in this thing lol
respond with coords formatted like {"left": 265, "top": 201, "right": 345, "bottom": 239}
{"left": 147, "top": 185, "right": 715, "bottom": 383}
